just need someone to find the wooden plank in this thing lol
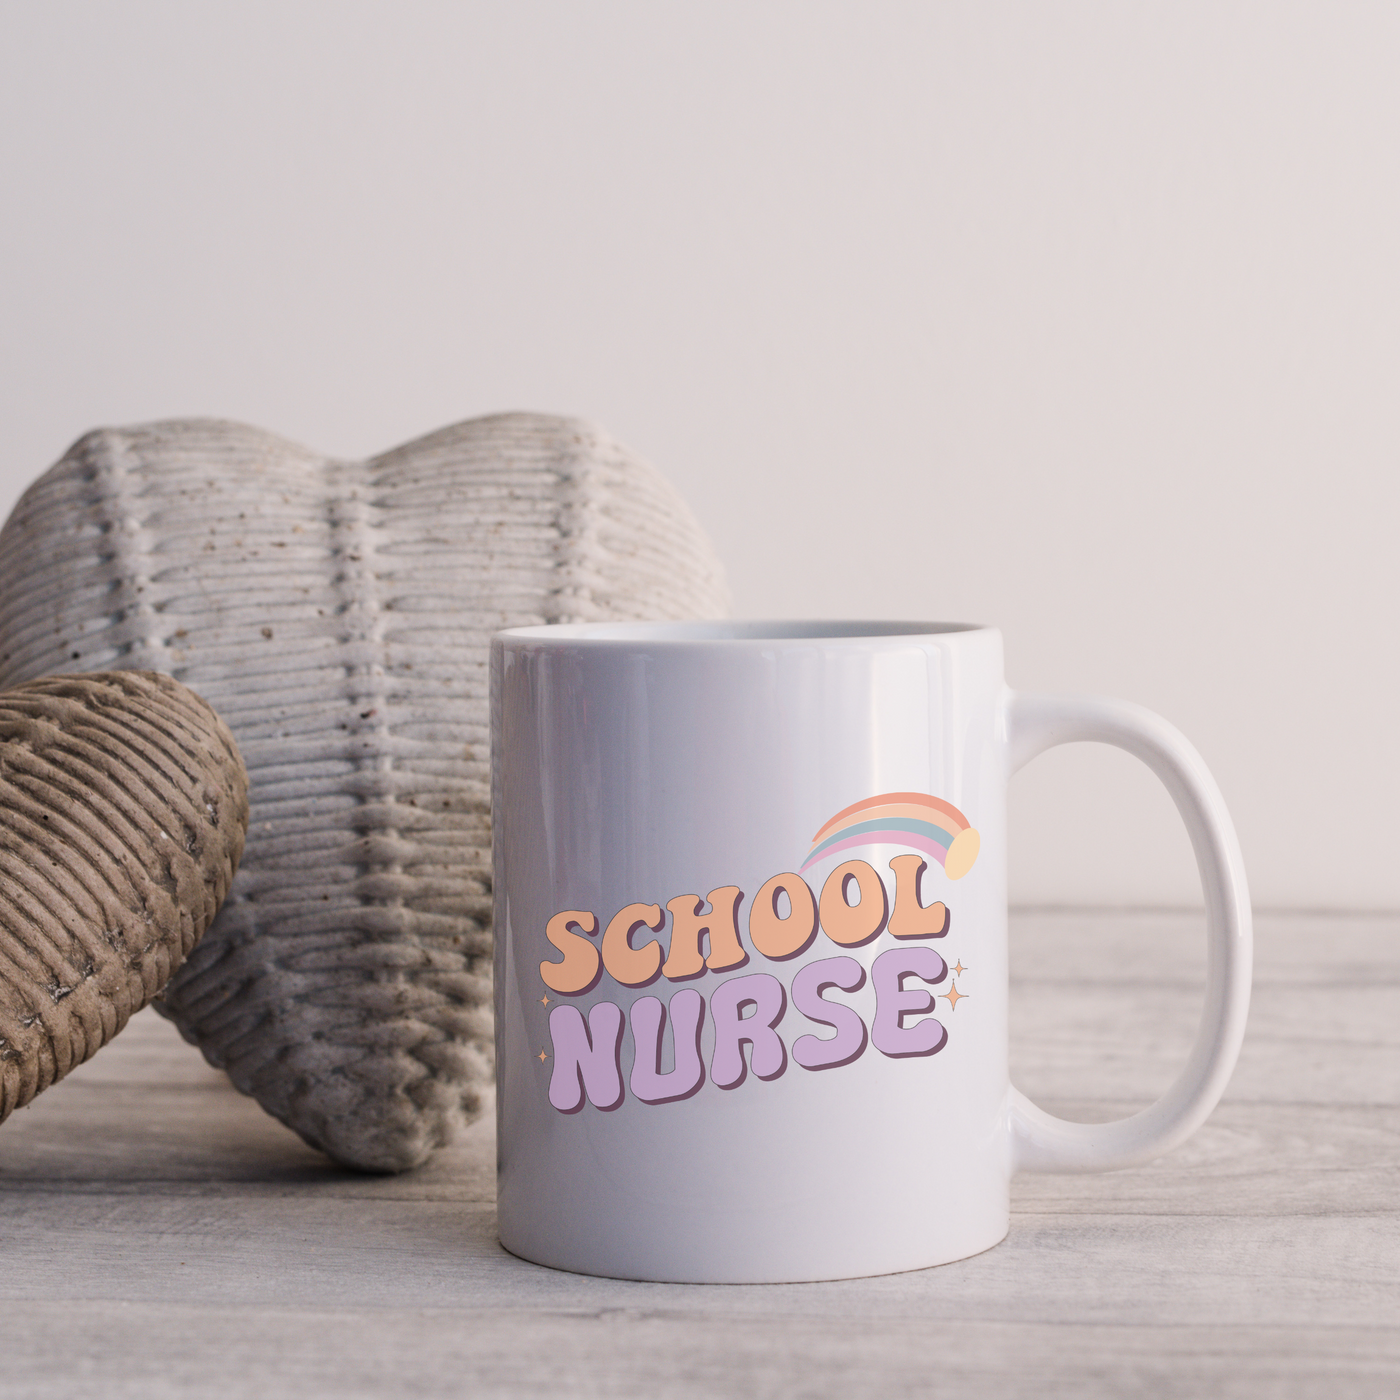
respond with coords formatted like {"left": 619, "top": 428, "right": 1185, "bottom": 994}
{"left": 0, "top": 910, "right": 1394, "bottom": 1399}
{"left": 0, "top": 1029, "right": 495, "bottom": 1200}
{"left": 3, "top": 1305, "right": 1400, "bottom": 1400}
{"left": 1013, "top": 1100, "right": 1400, "bottom": 1215}
{"left": 1009, "top": 910, "right": 1400, "bottom": 1105}
{"left": 1009, "top": 909, "right": 1400, "bottom": 987}
{"left": 0, "top": 1191, "right": 1395, "bottom": 1328}
{"left": 1011, "top": 983, "right": 1400, "bottom": 1105}
{"left": 2, "top": 1089, "right": 1393, "bottom": 1223}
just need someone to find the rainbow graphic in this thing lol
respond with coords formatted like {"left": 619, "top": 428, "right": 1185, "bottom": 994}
{"left": 800, "top": 792, "right": 981, "bottom": 881}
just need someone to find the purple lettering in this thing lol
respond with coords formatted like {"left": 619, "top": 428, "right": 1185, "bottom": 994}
{"left": 629, "top": 988, "right": 707, "bottom": 1105}
{"left": 791, "top": 955, "right": 869, "bottom": 1070}
{"left": 547, "top": 1001, "right": 626, "bottom": 1112}
{"left": 709, "top": 973, "right": 788, "bottom": 1088}
{"left": 871, "top": 946, "right": 948, "bottom": 1058}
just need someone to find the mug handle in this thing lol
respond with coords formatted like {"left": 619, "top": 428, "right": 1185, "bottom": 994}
{"left": 1004, "top": 690, "right": 1253, "bottom": 1172}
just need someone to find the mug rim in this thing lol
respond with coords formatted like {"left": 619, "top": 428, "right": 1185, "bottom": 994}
{"left": 494, "top": 619, "right": 993, "bottom": 646}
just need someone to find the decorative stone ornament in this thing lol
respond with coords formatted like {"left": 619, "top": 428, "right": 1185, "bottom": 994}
{"left": 0, "top": 413, "right": 728, "bottom": 1171}
{"left": 0, "top": 671, "right": 248, "bottom": 1124}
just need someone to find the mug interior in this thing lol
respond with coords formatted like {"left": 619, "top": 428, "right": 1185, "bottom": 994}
{"left": 495, "top": 619, "right": 987, "bottom": 644}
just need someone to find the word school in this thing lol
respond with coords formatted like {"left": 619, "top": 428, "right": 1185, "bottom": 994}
{"left": 541, "top": 854, "right": 956, "bottom": 1113}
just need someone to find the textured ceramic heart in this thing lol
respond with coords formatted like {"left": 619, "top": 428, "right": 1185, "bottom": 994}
{"left": 0, "top": 413, "right": 728, "bottom": 1170}
{"left": 0, "top": 671, "right": 248, "bottom": 1123}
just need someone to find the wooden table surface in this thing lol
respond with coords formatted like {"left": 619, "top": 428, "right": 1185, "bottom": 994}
{"left": 1, "top": 909, "right": 1395, "bottom": 1399}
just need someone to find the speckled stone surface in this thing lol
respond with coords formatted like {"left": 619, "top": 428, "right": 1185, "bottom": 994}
{"left": 0, "top": 670, "right": 248, "bottom": 1122}
{"left": 0, "top": 413, "right": 728, "bottom": 1170}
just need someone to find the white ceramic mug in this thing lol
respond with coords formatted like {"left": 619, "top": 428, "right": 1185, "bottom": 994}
{"left": 490, "top": 621, "right": 1251, "bottom": 1283}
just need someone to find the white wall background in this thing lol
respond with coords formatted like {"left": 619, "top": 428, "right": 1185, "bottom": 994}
{"left": 1, "top": 1, "right": 1395, "bottom": 909}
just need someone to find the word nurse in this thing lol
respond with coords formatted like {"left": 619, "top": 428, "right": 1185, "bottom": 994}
{"left": 537, "top": 854, "right": 966, "bottom": 1113}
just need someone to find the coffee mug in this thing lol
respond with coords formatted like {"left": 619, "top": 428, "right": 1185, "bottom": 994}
{"left": 490, "top": 621, "right": 1251, "bottom": 1283}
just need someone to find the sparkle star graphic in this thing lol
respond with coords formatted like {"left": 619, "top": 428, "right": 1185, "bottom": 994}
{"left": 539, "top": 995, "right": 551, "bottom": 1006}
{"left": 537, "top": 1049, "right": 549, "bottom": 1063}
{"left": 943, "top": 982, "right": 967, "bottom": 1011}
{"left": 952, "top": 961, "right": 966, "bottom": 977}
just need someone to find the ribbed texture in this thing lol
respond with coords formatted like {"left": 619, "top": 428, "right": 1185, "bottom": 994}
{"left": 0, "top": 413, "right": 728, "bottom": 1170}
{"left": 0, "top": 671, "right": 248, "bottom": 1123}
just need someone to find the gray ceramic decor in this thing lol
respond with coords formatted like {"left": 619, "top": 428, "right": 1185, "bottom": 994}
{"left": 0, "top": 671, "right": 248, "bottom": 1123}
{"left": 0, "top": 413, "right": 728, "bottom": 1170}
